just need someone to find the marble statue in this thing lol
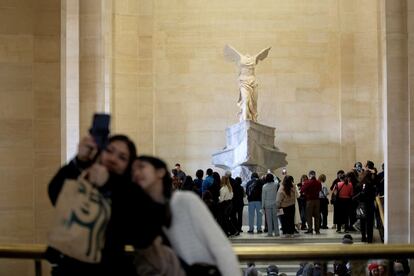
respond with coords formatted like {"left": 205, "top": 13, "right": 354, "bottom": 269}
{"left": 224, "top": 44, "right": 271, "bottom": 122}
{"left": 213, "top": 45, "right": 286, "bottom": 183}
{"left": 212, "top": 120, "right": 288, "bottom": 182}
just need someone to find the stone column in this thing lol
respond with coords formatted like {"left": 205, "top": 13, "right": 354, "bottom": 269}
{"left": 79, "top": 0, "right": 111, "bottom": 135}
{"left": 382, "top": 0, "right": 413, "bottom": 243}
{"left": 408, "top": 0, "right": 414, "bottom": 243}
{"left": 61, "top": 0, "right": 79, "bottom": 162}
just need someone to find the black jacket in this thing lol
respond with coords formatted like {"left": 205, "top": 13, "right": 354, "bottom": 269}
{"left": 232, "top": 184, "right": 245, "bottom": 209}
{"left": 47, "top": 158, "right": 166, "bottom": 275}
{"left": 246, "top": 178, "right": 263, "bottom": 202}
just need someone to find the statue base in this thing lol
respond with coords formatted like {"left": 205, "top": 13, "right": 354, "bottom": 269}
{"left": 212, "top": 120, "right": 288, "bottom": 182}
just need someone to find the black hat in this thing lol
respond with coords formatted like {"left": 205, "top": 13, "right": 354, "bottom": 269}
{"left": 267, "top": 264, "right": 279, "bottom": 275}
{"left": 342, "top": 234, "right": 353, "bottom": 244}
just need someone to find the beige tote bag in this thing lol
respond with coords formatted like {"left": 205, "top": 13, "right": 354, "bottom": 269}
{"left": 48, "top": 175, "right": 111, "bottom": 263}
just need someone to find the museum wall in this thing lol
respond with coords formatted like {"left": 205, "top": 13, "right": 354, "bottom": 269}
{"left": 0, "top": 0, "right": 411, "bottom": 275}
{"left": 111, "top": 0, "right": 155, "bottom": 154}
{"left": 110, "top": 0, "right": 383, "bottom": 181}
{"left": 0, "top": 0, "right": 61, "bottom": 274}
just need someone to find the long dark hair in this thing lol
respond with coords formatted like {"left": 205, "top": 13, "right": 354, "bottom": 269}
{"left": 283, "top": 175, "right": 294, "bottom": 196}
{"left": 341, "top": 172, "right": 352, "bottom": 185}
{"left": 212, "top": 172, "right": 221, "bottom": 186}
{"left": 300, "top": 174, "right": 308, "bottom": 183}
{"left": 135, "top": 155, "right": 172, "bottom": 200}
{"left": 107, "top": 134, "right": 137, "bottom": 177}
{"left": 346, "top": 171, "right": 358, "bottom": 186}
{"left": 182, "top": 175, "right": 194, "bottom": 191}
{"left": 135, "top": 155, "right": 172, "bottom": 227}
{"left": 265, "top": 173, "right": 274, "bottom": 183}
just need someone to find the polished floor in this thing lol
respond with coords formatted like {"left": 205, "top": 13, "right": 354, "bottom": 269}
{"left": 230, "top": 205, "right": 380, "bottom": 244}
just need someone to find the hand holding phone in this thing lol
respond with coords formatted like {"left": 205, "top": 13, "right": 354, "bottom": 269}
{"left": 77, "top": 136, "right": 98, "bottom": 162}
{"left": 89, "top": 113, "right": 111, "bottom": 151}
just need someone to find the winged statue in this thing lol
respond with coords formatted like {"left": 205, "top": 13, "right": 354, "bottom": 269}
{"left": 224, "top": 44, "right": 271, "bottom": 122}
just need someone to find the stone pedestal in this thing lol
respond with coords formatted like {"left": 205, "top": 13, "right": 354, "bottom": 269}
{"left": 212, "top": 120, "right": 288, "bottom": 181}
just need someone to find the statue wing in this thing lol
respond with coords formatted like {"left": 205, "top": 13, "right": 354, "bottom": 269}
{"left": 223, "top": 44, "right": 242, "bottom": 63}
{"left": 254, "top": 47, "right": 271, "bottom": 64}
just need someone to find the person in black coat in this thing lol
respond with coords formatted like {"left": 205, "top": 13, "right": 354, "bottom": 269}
{"left": 232, "top": 177, "right": 245, "bottom": 233}
{"left": 209, "top": 172, "right": 222, "bottom": 204}
{"left": 330, "top": 170, "right": 344, "bottom": 229}
{"left": 376, "top": 163, "right": 385, "bottom": 196}
{"left": 297, "top": 175, "right": 309, "bottom": 230}
{"left": 347, "top": 171, "right": 359, "bottom": 231}
{"left": 182, "top": 175, "right": 194, "bottom": 192}
{"left": 246, "top": 173, "right": 264, "bottom": 233}
{"left": 353, "top": 168, "right": 377, "bottom": 243}
{"left": 46, "top": 135, "right": 166, "bottom": 276}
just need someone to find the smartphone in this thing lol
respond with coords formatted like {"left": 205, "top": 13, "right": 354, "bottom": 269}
{"left": 89, "top": 113, "right": 111, "bottom": 151}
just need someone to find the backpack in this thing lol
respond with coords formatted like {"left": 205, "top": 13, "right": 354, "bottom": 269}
{"left": 246, "top": 179, "right": 261, "bottom": 200}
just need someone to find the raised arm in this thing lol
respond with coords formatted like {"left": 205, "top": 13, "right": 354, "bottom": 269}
{"left": 48, "top": 136, "right": 97, "bottom": 205}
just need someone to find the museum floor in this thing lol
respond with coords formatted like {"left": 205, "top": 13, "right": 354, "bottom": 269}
{"left": 232, "top": 206, "right": 380, "bottom": 243}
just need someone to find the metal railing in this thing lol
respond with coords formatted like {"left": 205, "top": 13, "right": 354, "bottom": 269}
{"left": 0, "top": 196, "right": 396, "bottom": 275}
{"left": 375, "top": 195, "right": 385, "bottom": 242}
{"left": 0, "top": 244, "right": 46, "bottom": 276}
{"left": 376, "top": 196, "right": 385, "bottom": 224}
{"left": 1, "top": 243, "right": 414, "bottom": 275}
{"left": 233, "top": 243, "right": 414, "bottom": 261}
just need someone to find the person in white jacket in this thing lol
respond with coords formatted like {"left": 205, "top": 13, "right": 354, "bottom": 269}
{"left": 261, "top": 174, "right": 280, "bottom": 237}
{"left": 132, "top": 155, "right": 241, "bottom": 276}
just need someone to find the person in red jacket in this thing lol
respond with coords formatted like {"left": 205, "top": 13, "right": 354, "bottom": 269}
{"left": 301, "top": 170, "right": 322, "bottom": 234}
{"left": 334, "top": 173, "right": 354, "bottom": 233}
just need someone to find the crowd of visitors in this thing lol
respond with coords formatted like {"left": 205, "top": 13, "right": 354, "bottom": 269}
{"left": 45, "top": 121, "right": 390, "bottom": 276}
{"left": 172, "top": 159, "right": 384, "bottom": 244}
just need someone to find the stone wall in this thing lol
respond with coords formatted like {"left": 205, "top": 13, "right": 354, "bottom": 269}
{"left": 0, "top": 0, "right": 61, "bottom": 274}
{"left": 339, "top": 0, "right": 382, "bottom": 170}
{"left": 111, "top": 0, "right": 383, "bottom": 181}
{"left": 111, "top": 0, "right": 155, "bottom": 154}
{"left": 0, "top": 0, "right": 405, "bottom": 274}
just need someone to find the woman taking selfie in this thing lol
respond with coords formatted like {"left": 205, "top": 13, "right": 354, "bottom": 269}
{"left": 47, "top": 135, "right": 165, "bottom": 276}
{"left": 132, "top": 155, "right": 240, "bottom": 276}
